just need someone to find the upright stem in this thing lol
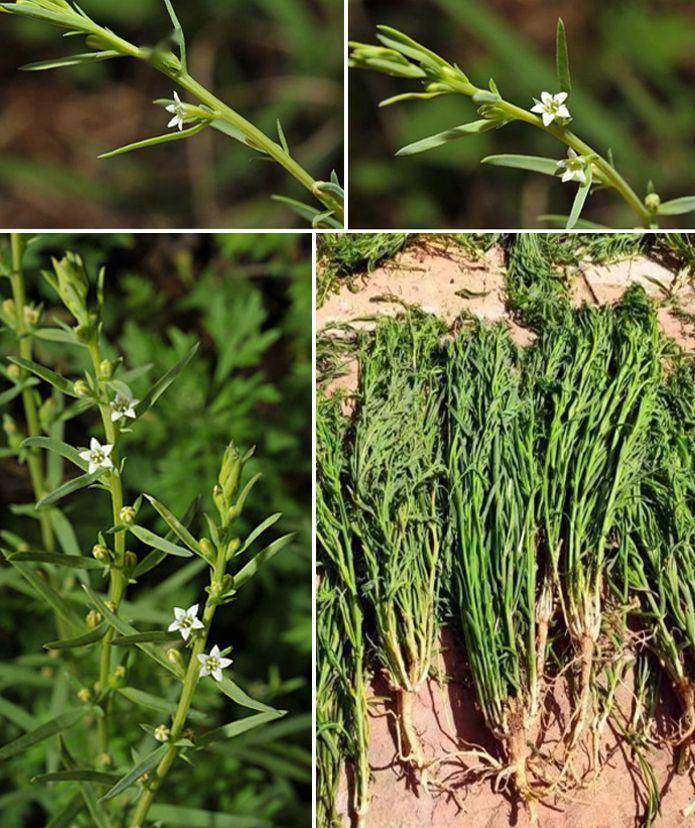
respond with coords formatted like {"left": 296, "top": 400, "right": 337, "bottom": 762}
{"left": 86, "top": 340, "right": 127, "bottom": 754}
{"left": 130, "top": 552, "right": 225, "bottom": 827}
{"left": 8, "top": 234, "right": 56, "bottom": 556}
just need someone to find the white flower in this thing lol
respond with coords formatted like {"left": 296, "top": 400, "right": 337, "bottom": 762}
{"left": 556, "top": 148, "right": 590, "bottom": 185}
{"left": 531, "top": 91, "right": 571, "bottom": 126}
{"left": 166, "top": 91, "right": 186, "bottom": 131}
{"left": 197, "top": 644, "right": 232, "bottom": 682}
{"left": 168, "top": 604, "right": 204, "bottom": 641}
{"left": 110, "top": 389, "right": 139, "bottom": 423}
{"left": 79, "top": 438, "right": 114, "bottom": 474}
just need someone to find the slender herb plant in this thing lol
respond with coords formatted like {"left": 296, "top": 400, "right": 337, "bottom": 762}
{"left": 0, "top": 1, "right": 344, "bottom": 228}
{"left": 0, "top": 237, "right": 293, "bottom": 825}
{"left": 350, "top": 314, "right": 444, "bottom": 778}
{"left": 349, "top": 21, "right": 695, "bottom": 229}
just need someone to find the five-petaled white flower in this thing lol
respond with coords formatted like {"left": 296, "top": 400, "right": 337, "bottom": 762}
{"left": 168, "top": 604, "right": 204, "bottom": 641}
{"left": 166, "top": 91, "right": 187, "bottom": 131}
{"left": 556, "top": 148, "right": 590, "bottom": 185}
{"left": 110, "top": 389, "right": 139, "bottom": 423}
{"left": 79, "top": 438, "right": 114, "bottom": 474}
{"left": 197, "top": 644, "right": 232, "bottom": 682}
{"left": 531, "top": 91, "right": 571, "bottom": 126}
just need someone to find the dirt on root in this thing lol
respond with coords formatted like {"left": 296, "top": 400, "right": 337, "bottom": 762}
{"left": 335, "top": 630, "right": 694, "bottom": 828}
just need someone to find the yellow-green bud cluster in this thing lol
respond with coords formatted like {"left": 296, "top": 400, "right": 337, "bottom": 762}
{"left": 51, "top": 252, "right": 90, "bottom": 327}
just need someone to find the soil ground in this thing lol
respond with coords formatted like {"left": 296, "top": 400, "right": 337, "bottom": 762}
{"left": 318, "top": 237, "right": 695, "bottom": 827}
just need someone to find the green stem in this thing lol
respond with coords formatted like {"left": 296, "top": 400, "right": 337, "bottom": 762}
{"left": 8, "top": 234, "right": 56, "bottom": 556}
{"left": 496, "top": 100, "right": 652, "bottom": 227}
{"left": 129, "top": 554, "right": 224, "bottom": 827}
{"left": 86, "top": 340, "right": 127, "bottom": 754}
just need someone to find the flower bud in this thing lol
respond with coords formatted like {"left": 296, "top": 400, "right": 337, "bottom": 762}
{"left": 166, "top": 648, "right": 185, "bottom": 671}
{"left": 7, "top": 364, "right": 21, "bottom": 381}
{"left": 38, "top": 397, "right": 56, "bottom": 432}
{"left": 51, "top": 252, "right": 89, "bottom": 325}
{"left": 73, "top": 379, "right": 90, "bottom": 397}
{"left": 23, "top": 305, "right": 40, "bottom": 326}
{"left": 119, "top": 506, "right": 136, "bottom": 525}
{"left": 225, "top": 537, "right": 241, "bottom": 560}
{"left": 98, "top": 359, "right": 113, "bottom": 380}
{"left": 114, "top": 665, "right": 126, "bottom": 679}
{"left": 97, "top": 752, "right": 112, "bottom": 768}
{"left": 17, "top": 541, "right": 29, "bottom": 553}
{"left": 77, "top": 687, "right": 92, "bottom": 703}
{"left": 645, "top": 193, "right": 661, "bottom": 212}
{"left": 2, "top": 298, "right": 16, "bottom": 321}
{"left": 3, "top": 414, "right": 18, "bottom": 436}
{"left": 92, "top": 544, "right": 109, "bottom": 561}
{"left": 41, "top": 667, "right": 54, "bottom": 679}
{"left": 86, "top": 609, "right": 102, "bottom": 628}
{"left": 105, "top": 600, "right": 117, "bottom": 613}
{"left": 199, "top": 538, "right": 215, "bottom": 562}
{"left": 154, "top": 724, "right": 170, "bottom": 742}
{"left": 218, "top": 442, "right": 243, "bottom": 502}
{"left": 123, "top": 550, "right": 137, "bottom": 571}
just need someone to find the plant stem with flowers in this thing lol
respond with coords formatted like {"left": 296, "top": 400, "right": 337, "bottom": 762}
{"left": 349, "top": 20, "right": 695, "bottom": 229}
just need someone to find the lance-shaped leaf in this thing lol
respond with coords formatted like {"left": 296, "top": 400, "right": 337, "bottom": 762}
{"left": 481, "top": 154, "right": 559, "bottom": 176}
{"left": 397, "top": 120, "right": 501, "bottom": 157}
{"left": 22, "top": 436, "right": 88, "bottom": 472}
{"left": 0, "top": 706, "right": 93, "bottom": 760}
{"left": 566, "top": 167, "right": 593, "bottom": 230}
{"left": 556, "top": 19, "right": 571, "bottom": 96}
{"left": 6, "top": 357, "right": 78, "bottom": 396}
{"left": 7, "top": 551, "right": 104, "bottom": 570}
{"left": 538, "top": 214, "right": 610, "bottom": 229}
{"left": 271, "top": 196, "right": 342, "bottom": 229}
{"left": 376, "top": 25, "right": 450, "bottom": 70}
{"left": 233, "top": 533, "right": 294, "bottom": 590}
{"left": 3, "top": 551, "right": 82, "bottom": 628}
{"left": 110, "top": 630, "right": 180, "bottom": 646}
{"left": 32, "top": 770, "right": 120, "bottom": 785}
{"left": 657, "top": 196, "right": 695, "bottom": 216}
{"left": 83, "top": 586, "right": 184, "bottom": 679}
{"left": 196, "top": 709, "right": 284, "bottom": 749}
{"left": 163, "top": 0, "right": 186, "bottom": 71}
{"left": 36, "top": 469, "right": 104, "bottom": 509}
{"left": 209, "top": 118, "right": 255, "bottom": 147}
{"left": 238, "top": 513, "right": 281, "bottom": 556}
{"left": 139, "top": 341, "right": 199, "bottom": 412}
{"left": 44, "top": 624, "right": 107, "bottom": 651}
{"left": 22, "top": 51, "right": 122, "bottom": 72}
{"left": 143, "top": 494, "right": 200, "bottom": 554}
{"left": 217, "top": 677, "right": 279, "bottom": 714}
{"left": 0, "top": 379, "right": 38, "bottom": 409}
{"left": 32, "top": 327, "right": 81, "bottom": 346}
{"left": 0, "top": 3, "right": 84, "bottom": 28}
{"left": 128, "top": 524, "right": 193, "bottom": 558}
{"left": 46, "top": 794, "right": 83, "bottom": 828}
{"left": 100, "top": 744, "right": 168, "bottom": 801}
{"left": 99, "top": 123, "right": 207, "bottom": 160}
{"left": 117, "top": 686, "right": 207, "bottom": 722}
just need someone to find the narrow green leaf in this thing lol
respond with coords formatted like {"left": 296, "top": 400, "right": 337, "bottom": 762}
{"left": 36, "top": 469, "right": 103, "bottom": 509}
{"left": 233, "top": 533, "right": 294, "bottom": 590}
{"left": 0, "top": 380, "right": 38, "bottom": 408}
{"left": 7, "top": 551, "right": 104, "bottom": 570}
{"left": 22, "top": 51, "right": 121, "bottom": 71}
{"left": 276, "top": 119, "right": 289, "bottom": 154}
{"left": 43, "top": 624, "right": 107, "bottom": 651}
{"left": 110, "top": 630, "right": 180, "bottom": 646}
{"left": 217, "top": 677, "right": 277, "bottom": 714}
{"left": 196, "top": 710, "right": 284, "bottom": 748}
{"left": 162, "top": 0, "right": 186, "bottom": 70}
{"left": 0, "top": 706, "right": 91, "bottom": 760}
{"left": 481, "top": 154, "right": 559, "bottom": 176}
{"left": 657, "top": 196, "right": 695, "bottom": 216}
{"left": 271, "top": 195, "right": 342, "bottom": 229}
{"left": 566, "top": 169, "right": 592, "bottom": 230}
{"left": 396, "top": 120, "right": 500, "bottom": 156}
{"left": 100, "top": 744, "right": 168, "bottom": 801}
{"left": 117, "top": 686, "right": 207, "bottom": 722}
{"left": 538, "top": 214, "right": 610, "bottom": 229}
{"left": 556, "top": 18, "right": 571, "bottom": 96}
{"left": 98, "top": 124, "right": 207, "bottom": 159}
{"left": 239, "top": 513, "right": 281, "bottom": 556}
{"left": 139, "top": 342, "right": 199, "bottom": 412}
{"left": 0, "top": 694, "right": 38, "bottom": 731}
{"left": 209, "top": 118, "right": 252, "bottom": 146}
{"left": 32, "top": 770, "right": 119, "bottom": 784}
{"left": 21, "top": 438, "right": 87, "bottom": 471}
{"left": 46, "top": 793, "right": 83, "bottom": 828}
{"left": 32, "top": 327, "right": 81, "bottom": 345}
{"left": 143, "top": 494, "right": 200, "bottom": 554}
{"left": 148, "top": 804, "right": 272, "bottom": 827}
{"left": 6, "top": 357, "right": 77, "bottom": 396}
{"left": 128, "top": 524, "right": 193, "bottom": 558}
{"left": 3, "top": 552, "right": 82, "bottom": 627}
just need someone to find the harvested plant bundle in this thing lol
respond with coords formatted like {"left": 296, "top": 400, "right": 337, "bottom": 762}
{"left": 447, "top": 323, "right": 550, "bottom": 813}
{"left": 351, "top": 315, "right": 444, "bottom": 772}
{"left": 532, "top": 292, "right": 663, "bottom": 752}
{"left": 317, "top": 396, "right": 371, "bottom": 822}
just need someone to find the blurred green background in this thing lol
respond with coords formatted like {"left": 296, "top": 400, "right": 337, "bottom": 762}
{"left": 0, "top": 1, "right": 342, "bottom": 229}
{"left": 0, "top": 233, "right": 311, "bottom": 825}
{"left": 349, "top": 0, "right": 695, "bottom": 229}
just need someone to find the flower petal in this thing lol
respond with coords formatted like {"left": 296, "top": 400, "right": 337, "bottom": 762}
{"left": 168, "top": 620, "right": 180, "bottom": 632}
{"left": 196, "top": 653, "right": 207, "bottom": 665}
{"left": 542, "top": 112, "right": 554, "bottom": 127}
{"left": 561, "top": 170, "right": 573, "bottom": 182}
{"left": 212, "top": 668, "right": 223, "bottom": 681}
{"left": 79, "top": 450, "right": 92, "bottom": 462}
{"left": 199, "top": 664, "right": 210, "bottom": 677}
{"left": 210, "top": 644, "right": 221, "bottom": 657}
{"left": 102, "top": 444, "right": 113, "bottom": 456}
{"left": 174, "top": 607, "right": 186, "bottom": 620}
{"left": 530, "top": 103, "right": 543, "bottom": 113}
{"left": 180, "top": 627, "right": 190, "bottom": 641}
{"left": 187, "top": 604, "right": 199, "bottom": 617}
{"left": 218, "top": 657, "right": 233, "bottom": 669}
{"left": 168, "top": 116, "right": 179, "bottom": 129}
{"left": 191, "top": 618, "right": 205, "bottom": 630}
{"left": 90, "top": 437, "right": 100, "bottom": 451}
{"left": 540, "top": 91, "right": 552, "bottom": 104}
{"left": 557, "top": 106, "right": 570, "bottom": 119}
{"left": 555, "top": 92, "right": 568, "bottom": 103}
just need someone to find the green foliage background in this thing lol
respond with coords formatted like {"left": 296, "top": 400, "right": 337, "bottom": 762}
{"left": 349, "top": 0, "right": 695, "bottom": 228}
{"left": 0, "top": 233, "right": 311, "bottom": 825}
{"left": 0, "top": 1, "right": 342, "bottom": 229}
